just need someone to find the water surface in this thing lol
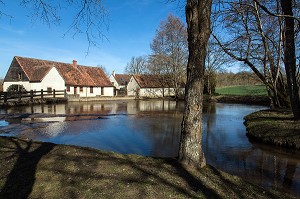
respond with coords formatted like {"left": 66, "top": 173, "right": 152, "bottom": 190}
{"left": 0, "top": 100, "right": 299, "bottom": 196}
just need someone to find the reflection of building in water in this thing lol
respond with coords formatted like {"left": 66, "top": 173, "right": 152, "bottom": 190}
{"left": 6, "top": 103, "right": 67, "bottom": 115}
{"left": 66, "top": 102, "right": 113, "bottom": 115}
{"left": 3, "top": 100, "right": 183, "bottom": 116}
{"left": 127, "top": 100, "right": 180, "bottom": 114}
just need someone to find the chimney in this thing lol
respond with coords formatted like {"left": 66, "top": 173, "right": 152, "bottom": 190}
{"left": 73, "top": 60, "right": 77, "bottom": 67}
{"left": 113, "top": 70, "right": 115, "bottom": 76}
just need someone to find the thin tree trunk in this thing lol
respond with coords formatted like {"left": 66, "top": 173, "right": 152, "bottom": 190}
{"left": 280, "top": 0, "right": 300, "bottom": 120}
{"left": 179, "top": 0, "right": 212, "bottom": 169}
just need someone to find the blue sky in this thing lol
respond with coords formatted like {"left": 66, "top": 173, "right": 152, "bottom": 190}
{"left": 0, "top": 0, "right": 184, "bottom": 79}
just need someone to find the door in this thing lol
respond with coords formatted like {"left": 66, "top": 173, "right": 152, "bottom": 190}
{"left": 74, "top": 86, "right": 77, "bottom": 95}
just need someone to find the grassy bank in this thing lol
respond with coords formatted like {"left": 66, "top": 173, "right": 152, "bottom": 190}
{"left": 0, "top": 137, "right": 295, "bottom": 199}
{"left": 216, "top": 85, "right": 267, "bottom": 96}
{"left": 244, "top": 109, "right": 300, "bottom": 149}
{"left": 213, "top": 95, "right": 270, "bottom": 105}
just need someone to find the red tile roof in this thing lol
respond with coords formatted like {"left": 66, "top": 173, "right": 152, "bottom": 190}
{"left": 15, "top": 56, "right": 112, "bottom": 87}
{"left": 79, "top": 66, "right": 112, "bottom": 87}
{"left": 16, "top": 56, "right": 53, "bottom": 82}
{"left": 133, "top": 74, "right": 183, "bottom": 88}
{"left": 114, "top": 74, "right": 131, "bottom": 86}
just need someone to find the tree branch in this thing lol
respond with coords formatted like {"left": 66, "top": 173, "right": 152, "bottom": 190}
{"left": 211, "top": 32, "right": 266, "bottom": 82}
{"left": 253, "top": 0, "right": 300, "bottom": 23}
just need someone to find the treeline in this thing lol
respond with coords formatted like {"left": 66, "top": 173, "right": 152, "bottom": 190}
{"left": 216, "top": 71, "right": 262, "bottom": 88}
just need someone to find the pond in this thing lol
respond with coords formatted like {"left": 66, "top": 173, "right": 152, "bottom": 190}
{"left": 0, "top": 100, "right": 299, "bottom": 197}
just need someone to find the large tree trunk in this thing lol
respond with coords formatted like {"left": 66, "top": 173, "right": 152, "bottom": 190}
{"left": 280, "top": 0, "right": 300, "bottom": 120}
{"left": 178, "top": 0, "right": 212, "bottom": 169}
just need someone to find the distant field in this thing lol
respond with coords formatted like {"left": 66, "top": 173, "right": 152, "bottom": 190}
{"left": 215, "top": 85, "right": 267, "bottom": 96}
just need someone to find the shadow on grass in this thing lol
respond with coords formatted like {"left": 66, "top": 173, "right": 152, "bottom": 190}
{"left": 0, "top": 137, "right": 295, "bottom": 198}
{"left": 0, "top": 137, "right": 55, "bottom": 199}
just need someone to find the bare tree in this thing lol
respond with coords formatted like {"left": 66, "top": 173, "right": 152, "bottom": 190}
{"left": 125, "top": 56, "right": 148, "bottom": 74}
{"left": 212, "top": 0, "right": 291, "bottom": 108}
{"left": 205, "top": 38, "right": 231, "bottom": 95}
{"left": 212, "top": 0, "right": 300, "bottom": 119}
{"left": 149, "top": 14, "right": 188, "bottom": 99}
{"left": 179, "top": 0, "right": 213, "bottom": 169}
{"left": 280, "top": 0, "right": 300, "bottom": 120}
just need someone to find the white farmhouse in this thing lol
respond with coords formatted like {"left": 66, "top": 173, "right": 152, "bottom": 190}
{"left": 127, "top": 74, "right": 185, "bottom": 98}
{"left": 3, "top": 56, "right": 114, "bottom": 97}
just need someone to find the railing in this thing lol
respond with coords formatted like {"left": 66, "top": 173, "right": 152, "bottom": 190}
{"left": 0, "top": 89, "right": 67, "bottom": 103}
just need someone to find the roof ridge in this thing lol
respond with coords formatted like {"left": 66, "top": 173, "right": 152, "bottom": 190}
{"left": 15, "top": 55, "right": 94, "bottom": 68}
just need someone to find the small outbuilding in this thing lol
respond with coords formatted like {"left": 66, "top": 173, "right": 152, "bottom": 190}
{"left": 127, "top": 74, "right": 185, "bottom": 98}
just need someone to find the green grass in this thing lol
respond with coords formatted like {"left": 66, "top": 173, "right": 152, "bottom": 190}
{"left": 216, "top": 85, "right": 267, "bottom": 96}
{"left": 244, "top": 109, "right": 300, "bottom": 149}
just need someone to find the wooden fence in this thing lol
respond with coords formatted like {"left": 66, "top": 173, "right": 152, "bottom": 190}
{"left": 0, "top": 89, "right": 67, "bottom": 103}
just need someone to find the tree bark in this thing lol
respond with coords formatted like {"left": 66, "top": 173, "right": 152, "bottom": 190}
{"left": 178, "top": 0, "right": 212, "bottom": 169}
{"left": 280, "top": 0, "right": 300, "bottom": 120}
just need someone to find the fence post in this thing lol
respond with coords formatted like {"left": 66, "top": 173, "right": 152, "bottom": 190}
{"left": 53, "top": 89, "right": 56, "bottom": 98}
{"left": 30, "top": 90, "right": 34, "bottom": 101}
{"left": 4, "top": 92, "right": 7, "bottom": 103}
{"left": 41, "top": 89, "right": 43, "bottom": 99}
{"left": 18, "top": 91, "right": 21, "bottom": 102}
{"left": 64, "top": 89, "right": 67, "bottom": 98}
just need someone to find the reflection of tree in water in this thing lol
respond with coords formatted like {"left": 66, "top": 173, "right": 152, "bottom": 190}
{"left": 202, "top": 103, "right": 300, "bottom": 196}
{"left": 148, "top": 115, "right": 182, "bottom": 157}
{"left": 203, "top": 103, "right": 217, "bottom": 154}
{"left": 230, "top": 142, "right": 299, "bottom": 196}
{"left": 123, "top": 100, "right": 184, "bottom": 157}
{"left": 283, "top": 160, "right": 297, "bottom": 192}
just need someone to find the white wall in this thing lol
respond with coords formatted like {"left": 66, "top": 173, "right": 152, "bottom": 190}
{"left": 109, "top": 75, "right": 119, "bottom": 89}
{"left": 140, "top": 88, "right": 184, "bottom": 97}
{"left": 103, "top": 87, "right": 114, "bottom": 96}
{"left": 127, "top": 77, "right": 139, "bottom": 96}
{"left": 41, "top": 67, "right": 65, "bottom": 91}
{"left": 140, "top": 88, "right": 164, "bottom": 97}
{"left": 3, "top": 67, "right": 65, "bottom": 92}
{"left": 70, "top": 86, "right": 98, "bottom": 97}
{"left": 67, "top": 86, "right": 114, "bottom": 97}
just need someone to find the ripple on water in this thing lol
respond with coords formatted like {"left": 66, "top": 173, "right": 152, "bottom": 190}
{"left": 0, "top": 120, "right": 9, "bottom": 127}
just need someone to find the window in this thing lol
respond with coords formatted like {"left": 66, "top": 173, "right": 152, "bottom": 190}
{"left": 80, "top": 87, "right": 83, "bottom": 92}
{"left": 90, "top": 86, "right": 93, "bottom": 93}
{"left": 47, "top": 87, "right": 52, "bottom": 94}
{"left": 18, "top": 73, "right": 22, "bottom": 80}
{"left": 66, "top": 86, "right": 70, "bottom": 92}
{"left": 101, "top": 87, "right": 104, "bottom": 95}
